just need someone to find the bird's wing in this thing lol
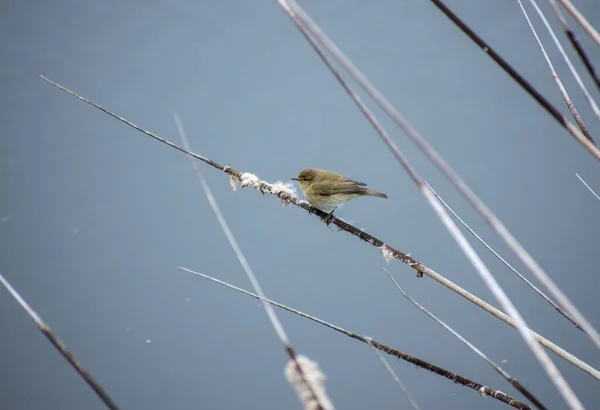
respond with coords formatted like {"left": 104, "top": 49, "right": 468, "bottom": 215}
{"left": 341, "top": 176, "right": 367, "bottom": 186}
{"left": 312, "top": 180, "right": 368, "bottom": 196}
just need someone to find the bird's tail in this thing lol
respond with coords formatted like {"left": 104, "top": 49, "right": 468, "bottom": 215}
{"left": 363, "top": 189, "right": 388, "bottom": 199}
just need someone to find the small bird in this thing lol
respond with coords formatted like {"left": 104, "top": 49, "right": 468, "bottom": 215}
{"left": 291, "top": 168, "right": 387, "bottom": 215}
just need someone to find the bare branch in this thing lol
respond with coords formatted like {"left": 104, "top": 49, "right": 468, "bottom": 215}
{"left": 279, "top": 3, "right": 587, "bottom": 408}
{"left": 39, "top": 76, "right": 600, "bottom": 381}
{"left": 175, "top": 115, "right": 289, "bottom": 344}
{"left": 557, "top": 0, "right": 600, "bottom": 49}
{"left": 548, "top": 0, "right": 600, "bottom": 92}
{"left": 365, "top": 338, "right": 422, "bottom": 410}
{"left": 427, "top": 190, "right": 583, "bottom": 409}
{"left": 425, "top": 182, "right": 583, "bottom": 332}
{"left": 531, "top": 0, "right": 600, "bottom": 122}
{"left": 0, "top": 272, "right": 121, "bottom": 410}
{"left": 424, "top": 0, "right": 600, "bottom": 154}
{"left": 382, "top": 268, "right": 548, "bottom": 410}
{"left": 518, "top": 0, "right": 596, "bottom": 143}
{"left": 278, "top": 0, "right": 600, "bottom": 357}
{"left": 178, "top": 267, "right": 534, "bottom": 410}
{"left": 174, "top": 116, "right": 331, "bottom": 410}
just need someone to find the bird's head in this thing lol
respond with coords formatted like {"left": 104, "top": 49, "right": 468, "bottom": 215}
{"left": 291, "top": 168, "right": 318, "bottom": 190}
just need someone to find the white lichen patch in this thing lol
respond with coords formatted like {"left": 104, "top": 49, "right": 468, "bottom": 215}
{"left": 240, "top": 172, "right": 260, "bottom": 189}
{"left": 231, "top": 172, "right": 299, "bottom": 205}
{"left": 224, "top": 167, "right": 240, "bottom": 191}
{"left": 229, "top": 175, "right": 239, "bottom": 191}
{"left": 271, "top": 180, "right": 298, "bottom": 207}
{"left": 271, "top": 180, "right": 297, "bottom": 197}
{"left": 479, "top": 386, "right": 488, "bottom": 397}
{"left": 381, "top": 244, "right": 394, "bottom": 264}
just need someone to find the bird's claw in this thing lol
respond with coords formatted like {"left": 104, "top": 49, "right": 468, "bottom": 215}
{"left": 324, "top": 210, "right": 336, "bottom": 226}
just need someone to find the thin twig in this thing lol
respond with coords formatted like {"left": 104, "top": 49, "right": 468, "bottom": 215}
{"left": 365, "top": 338, "right": 422, "bottom": 410}
{"left": 575, "top": 173, "right": 600, "bottom": 201}
{"left": 557, "top": 0, "right": 600, "bottom": 49}
{"left": 429, "top": 190, "right": 583, "bottom": 409}
{"left": 528, "top": 0, "right": 600, "bottom": 124}
{"left": 178, "top": 267, "right": 534, "bottom": 410}
{"left": 175, "top": 115, "right": 289, "bottom": 344}
{"left": 278, "top": 0, "right": 600, "bottom": 355}
{"left": 39, "top": 76, "right": 600, "bottom": 381}
{"left": 280, "top": 4, "right": 586, "bottom": 408}
{"left": 425, "top": 182, "right": 583, "bottom": 332}
{"left": 174, "top": 116, "right": 329, "bottom": 410}
{"left": 425, "top": 0, "right": 600, "bottom": 157}
{"left": 382, "top": 268, "right": 548, "bottom": 410}
{"left": 518, "top": 0, "right": 595, "bottom": 143}
{"left": 0, "top": 272, "right": 121, "bottom": 410}
{"left": 549, "top": 0, "right": 600, "bottom": 92}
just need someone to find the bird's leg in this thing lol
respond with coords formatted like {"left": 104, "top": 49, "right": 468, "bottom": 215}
{"left": 325, "top": 209, "right": 336, "bottom": 226}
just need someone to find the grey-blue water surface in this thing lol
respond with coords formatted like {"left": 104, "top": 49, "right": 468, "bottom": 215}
{"left": 1, "top": 1, "right": 599, "bottom": 409}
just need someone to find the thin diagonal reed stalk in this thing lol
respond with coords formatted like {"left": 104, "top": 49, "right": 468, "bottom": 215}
{"left": 575, "top": 173, "right": 600, "bottom": 201}
{"left": 427, "top": 188, "right": 583, "bottom": 409}
{"left": 382, "top": 268, "right": 548, "bottom": 410}
{"left": 279, "top": 4, "right": 583, "bottom": 407}
{"left": 426, "top": 0, "right": 600, "bottom": 157}
{"left": 178, "top": 267, "right": 534, "bottom": 410}
{"left": 174, "top": 116, "right": 331, "bottom": 410}
{"left": 425, "top": 182, "right": 582, "bottom": 331}
{"left": 557, "top": 0, "right": 600, "bottom": 49}
{"left": 278, "top": 0, "right": 600, "bottom": 354}
{"left": 38, "top": 76, "right": 600, "bottom": 381}
{"left": 528, "top": 0, "right": 600, "bottom": 123}
{"left": 281, "top": 3, "right": 595, "bottom": 407}
{"left": 518, "top": 0, "right": 595, "bottom": 143}
{"left": 175, "top": 115, "right": 289, "bottom": 344}
{"left": 365, "top": 338, "right": 421, "bottom": 410}
{"left": 549, "top": 0, "right": 600, "bottom": 92}
{"left": 0, "top": 272, "right": 121, "bottom": 410}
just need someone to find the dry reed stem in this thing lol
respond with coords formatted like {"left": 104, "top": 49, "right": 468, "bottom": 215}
{"left": 175, "top": 116, "right": 330, "bottom": 410}
{"left": 285, "top": 355, "right": 335, "bottom": 410}
{"left": 39, "top": 76, "right": 600, "bottom": 381}
{"left": 530, "top": 0, "right": 600, "bottom": 123}
{"left": 518, "top": 0, "right": 596, "bottom": 143}
{"left": 426, "top": 182, "right": 582, "bottom": 331}
{"left": 382, "top": 268, "right": 548, "bottom": 410}
{"left": 557, "top": 0, "right": 600, "bottom": 49}
{"left": 179, "top": 267, "right": 534, "bottom": 410}
{"left": 278, "top": 0, "right": 600, "bottom": 355}
{"left": 279, "top": 4, "right": 583, "bottom": 407}
{"left": 0, "top": 272, "right": 121, "bottom": 410}
{"left": 548, "top": 0, "right": 600, "bottom": 96}
{"left": 427, "top": 0, "right": 600, "bottom": 156}
{"left": 366, "top": 338, "right": 422, "bottom": 410}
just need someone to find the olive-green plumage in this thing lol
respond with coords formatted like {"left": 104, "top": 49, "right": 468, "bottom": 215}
{"left": 291, "top": 168, "right": 387, "bottom": 213}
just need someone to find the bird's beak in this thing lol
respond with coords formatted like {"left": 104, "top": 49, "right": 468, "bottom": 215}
{"left": 291, "top": 177, "right": 298, "bottom": 181}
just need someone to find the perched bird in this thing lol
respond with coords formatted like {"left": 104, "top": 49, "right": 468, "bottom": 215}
{"left": 291, "top": 168, "right": 387, "bottom": 214}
